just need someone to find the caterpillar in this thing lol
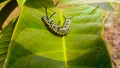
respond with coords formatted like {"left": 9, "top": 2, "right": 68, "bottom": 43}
{"left": 41, "top": 7, "right": 73, "bottom": 37}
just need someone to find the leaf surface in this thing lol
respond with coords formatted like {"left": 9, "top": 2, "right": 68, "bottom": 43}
{"left": 0, "top": 18, "right": 17, "bottom": 68}
{"left": 3, "top": 0, "right": 112, "bottom": 68}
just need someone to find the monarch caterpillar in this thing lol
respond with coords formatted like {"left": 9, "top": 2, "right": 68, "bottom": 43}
{"left": 41, "top": 6, "right": 73, "bottom": 37}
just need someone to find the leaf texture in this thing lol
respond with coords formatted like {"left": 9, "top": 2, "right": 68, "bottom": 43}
{"left": 2, "top": 0, "right": 112, "bottom": 68}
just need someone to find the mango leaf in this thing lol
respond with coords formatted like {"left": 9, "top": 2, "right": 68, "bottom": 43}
{"left": 88, "top": 2, "right": 115, "bottom": 12}
{"left": 0, "top": 18, "right": 17, "bottom": 68}
{"left": 60, "top": 0, "right": 116, "bottom": 4}
{"left": 2, "top": 0, "right": 112, "bottom": 68}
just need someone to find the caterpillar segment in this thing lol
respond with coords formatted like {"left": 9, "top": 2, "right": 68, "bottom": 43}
{"left": 41, "top": 7, "right": 72, "bottom": 37}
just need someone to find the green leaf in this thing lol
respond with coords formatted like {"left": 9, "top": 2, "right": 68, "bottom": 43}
{"left": 89, "top": 2, "right": 115, "bottom": 12}
{"left": 3, "top": 0, "right": 112, "bottom": 68}
{"left": 17, "top": 0, "right": 26, "bottom": 6}
{"left": 0, "top": 18, "right": 17, "bottom": 68}
{"left": 61, "top": 0, "right": 116, "bottom": 4}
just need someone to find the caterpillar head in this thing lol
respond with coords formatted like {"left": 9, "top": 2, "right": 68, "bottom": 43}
{"left": 63, "top": 16, "right": 73, "bottom": 25}
{"left": 64, "top": 19, "right": 71, "bottom": 25}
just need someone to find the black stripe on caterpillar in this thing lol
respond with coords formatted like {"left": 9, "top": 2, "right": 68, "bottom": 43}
{"left": 41, "top": 7, "right": 73, "bottom": 37}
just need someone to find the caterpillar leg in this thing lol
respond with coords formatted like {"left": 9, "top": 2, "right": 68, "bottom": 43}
{"left": 44, "top": 6, "right": 49, "bottom": 19}
{"left": 49, "top": 12, "right": 56, "bottom": 18}
{"left": 69, "top": 16, "right": 73, "bottom": 19}
{"left": 63, "top": 16, "right": 66, "bottom": 19}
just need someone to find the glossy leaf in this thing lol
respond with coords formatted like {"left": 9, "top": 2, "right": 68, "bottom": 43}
{"left": 60, "top": 0, "right": 116, "bottom": 4}
{"left": 89, "top": 2, "right": 115, "bottom": 12}
{"left": 2, "top": 0, "right": 112, "bottom": 68}
{"left": 0, "top": 18, "right": 17, "bottom": 68}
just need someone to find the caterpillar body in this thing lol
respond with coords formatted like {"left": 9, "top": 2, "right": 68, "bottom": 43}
{"left": 41, "top": 7, "right": 72, "bottom": 37}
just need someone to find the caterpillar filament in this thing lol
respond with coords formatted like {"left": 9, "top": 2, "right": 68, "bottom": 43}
{"left": 41, "top": 7, "right": 73, "bottom": 37}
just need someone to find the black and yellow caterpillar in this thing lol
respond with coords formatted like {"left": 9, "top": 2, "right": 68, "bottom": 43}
{"left": 41, "top": 7, "right": 72, "bottom": 37}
